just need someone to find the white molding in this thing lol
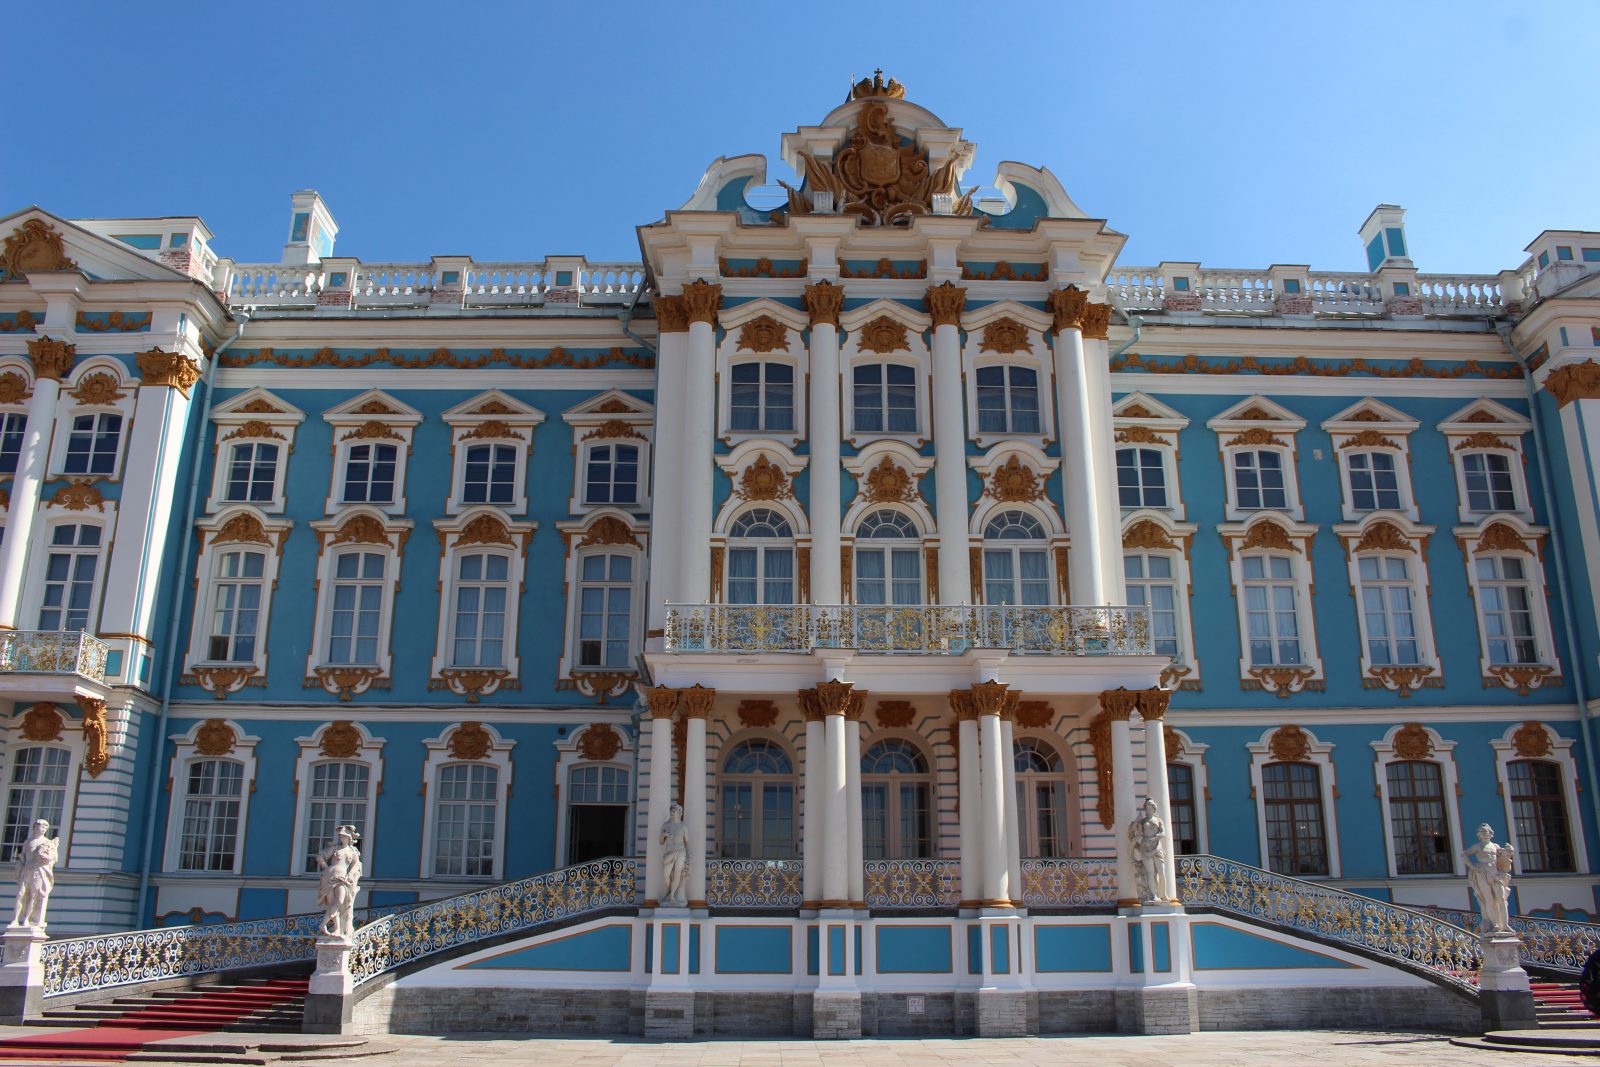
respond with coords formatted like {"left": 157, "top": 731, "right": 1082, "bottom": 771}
{"left": 552, "top": 510, "right": 646, "bottom": 682}
{"left": 161, "top": 720, "right": 260, "bottom": 876}
{"left": 429, "top": 508, "right": 537, "bottom": 701}
{"left": 419, "top": 723, "right": 514, "bottom": 881}
{"left": 561, "top": 389, "right": 654, "bottom": 516}
{"left": 303, "top": 507, "right": 413, "bottom": 697}
{"left": 21, "top": 507, "right": 118, "bottom": 634}
{"left": 1333, "top": 513, "right": 1442, "bottom": 693}
{"left": 48, "top": 357, "right": 137, "bottom": 483}
{"left": 552, "top": 725, "right": 634, "bottom": 868}
{"left": 1490, "top": 722, "right": 1591, "bottom": 876}
{"left": 1165, "top": 728, "right": 1210, "bottom": 856}
{"left": 321, "top": 389, "right": 423, "bottom": 517}
{"left": 1121, "top": 511, "right": 1202, "bottom": 690}
{"left": 182, "top": 507, "right": 292, "bottom": 697}
{"left": 287, "top": 721, "right": 385, "bottom": 877}
{"left": 441, "top": 390, "right": 544, "bottom": 517}
{"left": 1218, "top": 513, "right": 1324, "bottom": 694}
{"left": 1370, "top": 723, "right": 1465, "bottom": 879}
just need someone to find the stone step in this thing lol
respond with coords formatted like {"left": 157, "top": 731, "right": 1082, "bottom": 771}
{"left": 1451, "top": 1035, "right": 1600, "bottom": 1057}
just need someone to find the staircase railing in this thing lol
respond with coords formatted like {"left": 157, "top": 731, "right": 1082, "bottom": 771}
{"left": 1177, "top": 854, "right": 1481, "bottom": 992}
{"left": 350, "top": 856, "right": 636, "bottom": 986}
{"left": 1422, "top": 906, "right": 1600, "bottom": 975}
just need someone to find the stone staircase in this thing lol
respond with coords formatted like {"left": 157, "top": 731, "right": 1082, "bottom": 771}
{"left": 1450, "top": 979, "right": 1600, "bottom": 1056}
{"left": 31, "top": 975, "right": 310, "bottom": 1033}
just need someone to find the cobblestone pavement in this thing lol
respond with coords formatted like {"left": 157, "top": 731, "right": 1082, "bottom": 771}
{"left": 357, "top": 1030, "right": 1594, "bottom": 1065}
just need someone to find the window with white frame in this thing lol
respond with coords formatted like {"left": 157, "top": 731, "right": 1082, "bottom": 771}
{"left": 975, "top": 365, "right": 1040, "bottom": 435}
{"left": 1232, "top": 450, "right": 1288, "bottom": 511}
{"left": 718, "top": 739, "right": 796, "bottom": 859}
{"left": 853, "top": 509, "right": 923, "bottom": 605}
{"left": 176, "top": 759, "right": 245, "bottom": 872}
{"left": 1014, "top": 737, "right": 1069, "bottom": 857}
{"left": 861, "top": 739, "right": 933, "bottom": 859}
{"left": 205, "top": 548, "right": 265, "bottom": 662}
{"left": 853, "top": 363, "right": 917, "bottom": 434}
{"left": 1168, "top": 762, "right": 1199, "bottom": 855}
{"left": 326, "top": 551, "right": 386, "bottom": 665}
{"left": 1461, "top": 452, "right": 1518, "bottom": 514}
{"left": 1346, "top": 451, "right": 1403, "bottom": 512}
{"left": 1357, "top": 555, "right": 1422, "bottom": 666}
{"left": 567, "top": 763, "right": 630, "bottom": 865}
{"left": 1117, "top": 447, "right": 1167, "bottom": 509}
{"left": 1507, "top": 759, "right": 1576, "bottom": 873}
{"left": 1475, "top": 555, "right": 1540, "bottom": 665}
{"left": 223, "top": 442, "right": 280, "bottom": 504}
{"left": 432, "top": 763, "right": 499, "bottom": 877}
{"left": 450, "top": 552, "right": 511, "bottom": 668}
{"left": 0, "top": 412, "right": 25, "bottom": 476}
{"left": 301, "top": 761, "right": 371, "bottom": 873}
{"left": 0, "top": 747, "right": 70, "bottom": 862}
{"left": 574, "top": 552, "right": 634, "bottom": 669}
{"left": 1124, "top": 553, "right": 1180, "bottom": 658}
{"left": 726, "top": 509, "right": 795, "bottom": 605}
{"left": 729, "top": 362, "right": 794, "bottom": 433}
{"left": 462, "top": 444, "right": 517, "bottom": 505}
{"left": 982, "top": 510, "right": 1050, "bottom": 605}
{"left": 340, "top": 443, "right": 398, "bottom": 505}
{"left": 583, "top": 443, "right": 640, "bottom": 507}
{"left": 37, "top": 524, "right": 101, "bottom": 632}
{"left": 1240, "top": 553, "right": 1302, "bottom": 665}
{"left": 62, "top": 412, "right": 121, "bottom": 476}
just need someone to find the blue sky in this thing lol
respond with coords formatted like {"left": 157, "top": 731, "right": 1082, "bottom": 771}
{"left": 4, "top": 2, "right": 1596, "bottom": 274}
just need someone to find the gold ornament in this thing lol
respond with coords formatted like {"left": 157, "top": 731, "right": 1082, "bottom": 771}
{"left": 984, "top": 455, "right": 1045, "bottom": 501}
{"left": 1, "top": 220, "right": 77, "bottom": 276}
{"left": 857, "top": 316, "right": 910, "bottom": 354}
{"left": 1392, "top": 723, "right": 1434, "bottom": 760}
{"left": 923, "top": 282, "right": 966, "bottom": 328}
{"left": 578, "top": 723, "right": 623, "bottom": 762}
{"left": 862, "top": 456, "right": 917, "bottom": 503}
{"left": 736, "top": 700, "right": 778, "bottom": 728}
{"left": 319, "top": 721, "right": 363, "bottom": 758}
{"left": 1267, "top": 724, "right": 1311, "bottom": 762}
{"left": 136, "top": 349, "right": 202, "bottom": 395}
{"left": 736, "top": 455, "right": 792, "bottom": 500}
{"left": 804, "top": 280, "right": 845, "bottom": 326}
{"left": 448, "top": 722, "right": 492, "bottom": 760}
{"left": 979, "top": 318, "right": 1032, "bottom": 354}
{"left": 1511, "top": 720, "right": 1552, "bottom": 758}
{"left": 79, "top": 697, "right": 109, "bottom": 777}
{"left": 21, "top": 705, "right": 62, "bottom": 742}
{"left": 735, "top": 315, "right": 789, "bottom": 353}
{"left": 195, "top": 719, "right": 237, "bottom": 756}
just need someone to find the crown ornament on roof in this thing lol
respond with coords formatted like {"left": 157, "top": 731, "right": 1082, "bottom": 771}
{"left": 849, "top": 69, "right": 905, "bottom": 101}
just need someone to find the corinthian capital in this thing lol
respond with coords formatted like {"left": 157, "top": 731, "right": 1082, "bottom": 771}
{"left": 923, "top": 281, "right": 967, "bottom": 328}
{"left": 1136, "top": 688, "right": 1171, "bottom": 721}
{"left": 654, "top": 296, "right": 689, "bottom": 334}
{"left": 136, "top": 348, "right": 202, "bottom": 396}
{"left": 644, "top": 685, "right": 681, "bottom": 719}
{"left": 1098, "top": 687, "right": 1140, "bottom": 721}
{"left": 1546, "top": 361, "right": 1600, "bottom": 407}
{"left": 25, "top": 336, "right": 74, "bottom": 381}
{"left": 804, "top": 279, "right": 845, "bottom": 326}
{"left": 680, "top": 280, "right": 723, "bottom": 326}
{"left": 1047, "top": 287, "right": 1087, "bottom": 334}
{"left": 968, "top": 680, "right": 1011, "bottom": 717}
{"left": 1081, "top": 301, "right": 1113, "bottom": 340}
{"left": 811, "top": 679, "right": 858, "bottom": 717}
{"left": 679, "top": 684, "right": 716, "bottom": 719}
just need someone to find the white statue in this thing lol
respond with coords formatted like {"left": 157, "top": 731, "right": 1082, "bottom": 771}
{"left": 10, "top": 820, "right": 57, "bottom": 929}
{"left": 315, "top": 825, "right": 363, "bottom": 941}
{"left": 1463, "top": 823, "right": 1516, "bottom": 936}
{"left": 1128, "top": 797, "right": 1168, "bottom": 903}
{"left": 659, "top": 802, "right": 689, "bottom": 908}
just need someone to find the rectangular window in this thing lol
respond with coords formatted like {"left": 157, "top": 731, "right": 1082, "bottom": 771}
{"left": 342, "top": 443, "right": 397, "bottom": 504}
{"left": 225, "top": 442, "right": 279, "bottom": 503}
{"left": 38, "top": 524, "right": 101, "bottom": 632}
{"left": 433, "top": 763, "right": 498, "bottom": 877}
{"left": 207, "top": 549, "right": 265, "bottom": 662}
{"left": 584, "top": 443, "right": 640, "bottom": 506}
{"left": 577, "top": 553, "right": 633, "bottom": 668}
{"left": 852, "top": 364, "right": 917, "bottom": 434}
{"left": 1508, "top": 760, "right": 1575, "bottom": 873}
{"left": 1462, "top": 452, "right": 1516, "bottom": 512}
{"left": 327, "top": 552, "right": 385, "bottom": 665}
{"left": 0, "top": 748, "right": 69, "bottom": 863}
{"left": 0, "top": 413, "right": 25, "bottom": 476}
{"left": 452, "top": 553, "right": 509, "bottom": 667}
{"left": 1242, "top": 554, "right": 1300, "bottom": 665}
{"left": 63, "top": 413, "right": 121, "bottom": 476}
{"left": 1359, "top": 556, "right": 1420, "bottom": 665}
{"left": 1386, "top": 761, "right": 1451, "bottom": 875}
{"left": 1347, "top": 451, "right": 1401, "bottom": 511}
{"left": 1124, "top": 553, "right": 1179, "bottom": 657}
{"left": 1233, "top": 450, "right": 1288, "bottom": 510}
{"left": 726, "top": 545, "right": 794, "bottom": 606}
{"left": 983, "top": 547, "right": 1050, "bottom": 606}
{"left": 462, "top": 443, "right": 516, "bottom": 505}
{"left": 1116, "top": 447, "right": 1168, "bottom": 509}
{"left": 1167, "top": 762, "right": 1198, "bottom": 854}
{"left": 1262, "top": 761, "right": 1328, "bottom": 876}
{"left": 1476, "top": 556, "right": 1539, "bottom": 664}
{"left": 975, "top": 365, "right": 1041, "bottom": 434}
{"left": 729, "top": 362, "right": 794, "bottom": 432}
{"left": 304, "top": 761, "right": 370, "bottom": 873}
{"left": 178, "top": 759, "right": 243, "bottom": 872}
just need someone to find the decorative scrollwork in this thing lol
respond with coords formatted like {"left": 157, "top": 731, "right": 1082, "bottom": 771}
{"left": 706, "top": 859, "right": 802, "bottom": 908}
{"left": 864, "top": 859, "right": 960, "bottom": 908}
{"left": 1020, "top": 857, "right": 1117, "bottom": 907}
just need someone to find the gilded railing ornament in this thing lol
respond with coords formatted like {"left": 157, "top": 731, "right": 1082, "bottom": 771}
{"left": 706, "top": 859, "right": 802, "bottom": 908}
{"left": 864, "top": 859, "right": 959, "bottom": 908}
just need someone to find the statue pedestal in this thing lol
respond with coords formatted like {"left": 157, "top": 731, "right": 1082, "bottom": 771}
{"left": 0, "top": 926, "right": 47, "bottom": 1024}
{"left": 1478, "top": 932, "right": 1536, "bottom": 1033}
{"left": 303, "top": 936, "right": 353, "bottom": 1035}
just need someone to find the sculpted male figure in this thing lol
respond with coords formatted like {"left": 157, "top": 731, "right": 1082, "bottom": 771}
{"left": 315, "top": 825, "right": 363, "bottom": 941}
{"left": 1463, "top": 823, "right": 1516, "bottom": 935}
{"left": 660, "top": 802, "right": 689, "bottom": 907}
{"left": 10, "top": 820, "right": 57, "bottom": 929}
{"left": 1128, "top": 797, "right": 1168, "bottom": 903}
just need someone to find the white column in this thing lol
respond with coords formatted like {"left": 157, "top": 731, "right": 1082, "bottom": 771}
{"left": 1138, "top": 689, "right": 1179, "bottom": 902}
{"left": 1102, "top": 689, "right": 1140, "bottom": 906}
{"left": 822, "top": 704, "right": 849, "bottom": 905}
{"left": 845, "top": 702, "right": 865, "bottom": 905}
{"left": 806, "top": 283, "right": 845, "bottom": 604}
{"left": 0, "top": 339, "right": 70, "bottom": 630}
{"left": 1051, "top": 314, "right": 1105, "bottom": 606}
{"left": 926, "top": 286, "right": 969, "bottom": 603}
{"left": 955, "top": 697, "right": 981, "bottom": 906}
{"left": 801, "top": 699, "right": 825, "bottom": 906}
{"left": 1000, "top": 712, "right": 1023, "bottom": 905}
{"left": 680, "top": 686, "right": 713, "bottom": 907}
{"left": 979, "top": 708, "right": 1009, "bottom": 905}
{"left": 648, "top": 314, "right": 688, "bottom": 631}
{"left": 1082, "top": 333, "right": 1127, "bottom": 604}
{"left": 679, "top": 282, "right": 720, "bottom": 605}
{"left": 641, "top": 688, "right": 679, "bottom": 905}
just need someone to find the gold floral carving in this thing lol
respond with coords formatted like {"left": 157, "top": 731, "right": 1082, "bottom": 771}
{"left": 448, "top": 722, "right": 492, "bottom": 760}
{"left": 857, "top": 316, "right": 910, "bottom": 354}
{"left": 1453, "top": 431, "right": 1514, "bottom": 452}
{"left": 21, "top": 705, "right": 62, "bottom": 742}
{"left": 1267, "top": 724, "right": 1310, "bottom": 762}
{"left": 949, "top": 689, "right": 977, "bottom": 722}
{"left": 221, "top": 420, "right": 287, "bottom": 443}
{"left": 578, "top": 723, "right": 623, "bottom": 762}
{"left": 580, "top": 419, "right": 645, "bottom": 441}
{"left": 1137, "top": 688, "right": 1171, "bottom": 722}
{"left": 1014, "top": 701, "right": 1053, "bottom": 729}
{"left": 329, "top": 514, "right": 392, "bottom": 547}
{"left": 0, "top": 310, "right": 37, "bottom": 333}
{"left": 680, "top": 280, "right": 722, "bottom": 325}
{"left": 984, "top": 455, "right": 1046, "bottom": 502}
{"left": 1223, "top": 426, "right": 1287, "bottom": 448}
{"left": 863, "top": 456, "right": 917, "bottom": 503}
{"left": 924, "top": 283, "right": 967, "bottom": 328}
{"left": 1353, "top": 522, "right": 1412, "bottom": 554}
{"left": 1163, "top": 725, "right": 1185, "bottom": 762}
{"left": 962, "top": 262, "right": 1046, "bottom": 282}
{"left": 455, "top": 513, "right": 513, "bottom": 547}
{"left": 577, "top": 515, "right": 641, "bottom": 549}
{"left": 471, "top": 400, "right": 517, "bottom": 415}
{"left": 51, "top": 481, "right": 105, "bottom": 511}
{"left": 353, "top": 399, "right": 399, "bottom": 415}
{"left": 238, "top": 398, "right": 285, "bottom": 414}
{"left": 183, "top": 666, "right": 263, "bottom": 700}
{"left": 840, "top": 258, "right": 926, "bottom": 280}
{"left": 719, "top": 257, "right": 806, "bottom": 279}
{"left": 1115, "top": 425, "right": 1169, "bottom": 445}
{"left": 1463, "top": 409, "right": 1503, "bottom": 423}
{"left": 0, "top": 372, "right": 31, "bottom": 405}
{"left": 1090, "top": 711, "right": 1114, "bottom": 828}
{"left": 839, "top": 545, "right": 852, "bottom": 601}
{"left": 1047, "top": 287, "right": 1088, "bottom": 334}
{"left": 1337, "top": 429, "right": 1401, "bottom": 451}
{"left": 1054, "top": 545, "right": 1070, "bottom": 603}
{"left": 655, "top": 296, "right": 689, "bottom": 334}
{"left": 979, "top": 318, "right": 1032, "bottom": 354}
{"left": 1487, "top": 665, "right": 1558, "bottom": 697}
{"left": 645, "top": 686, "right": 680, "bottom": 720}
{"left": 76, "top": 696, "right": 109, "bottom": 777}
{"left": 796, "top": 688, "right": 823, "bottom": 722}
{"left": 1098, "top": 687, "right": 1139, "bottom": 722}
{"left": 136, "top": 350, "right": 202, "bottom": 395}
{"left": 319, "top": 721, "right": 363, "bottom": 758}
{"left": 1392, "top": 723, "right": 1434, "bottom": 760}
{"left": 810, "top": 680, "right": 857, "bottom": 718}
{"left": 1546, "top": 362, "right": 1600, "bottom": 407}
{"left": 1123, "top": 520, "right": 1178, "bottom": 551}
{"left": 195, "top": 719, "right": 237, "bottom": 757}
{"left": 1239, "top": 521, "right": 1299, "bottom": 554}
{"left": 69, "top": 372, "right": 126, "bottom": 406}
{"left": 1247, "top": 666, "right": 1323, "bottom": 697}
{"left": 849, "top": 70, "right": 905, "bottom": 100}
{"left": 736, "top": 455, "right": 792, "bottom": 500}
{"left": 735, "top": 316, "right": 789, "bottom": 353}
{"left": 784, "top": 102, "right": 958, "bottom": 226}
{"left": 211, "top": 512, "right": 271, "bottom": 546}
{"left": 341, "top": 421, "right": 404, "bottom": 442}
{"left": 1346, "top": 409, "right": 1385, "bottom": 422}
{"left": 1080, "top": 302, "right": 1112, "bottom": 340}
{"left": 846, "top": 691, "right": 867, "bottom": 721}
{"left": 1111, "top": 351, "right": 1521, "bottom": 381}
{"left": 459, "top": 420, "right": 522, "bottom": 442}
{"left": 1512, "top": 720, "right": 1553, "bottom": 757}
{"left": 1120, "top": 403, "right": 1157, "bottom": 419}
{"left": 25, "top": 337, "right": 75, "bottom": 381}
{"left": 1476, "top": 522, "right": 1528, "bottom": 554}
{"left": 306, "top": 666, "right": 389, "bottom": 701}
{"left": 1, "top": 220, "right": 77, "bottom": 276}
{"left": 875, "top": 700, "right": 915, "bottom": 729}
{"left": 803, "top": 280, "right": 845, "bottom": 326}
{"left": 555, "top": 671, "right": 631, "bottom": 704}
{"left": 679, "top": 684, "right": 717, "bottom": 719}
{"left": 736, "top": 700, "right": 778, "bottom": 729}
{"left": 1235, "top": 406, "right": 1276, "bottom": 421}
{"left": 1367, "top": 665, "right": 1438, "bottom": 698}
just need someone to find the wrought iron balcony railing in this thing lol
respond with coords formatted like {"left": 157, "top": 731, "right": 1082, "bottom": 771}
{"left": 664, "top": 604, "right": 1152, "bottom": 655}
{"left": 0, "top": 630, "right": 110, "bottom": 684}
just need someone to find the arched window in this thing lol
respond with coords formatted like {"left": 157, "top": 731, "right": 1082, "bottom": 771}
{"left": 854, "top": 509, "right": 922, "bottom": 605}
{"left": 177, "top": 759, "right": 245, "bottom": 872}
{"left": 1385, "top": 760, "right": 1450, "bottom": 875}
{"left": 1261, "top": 761, "right": 1327, "bottom": 876}
{"left": 982, "top": 510, "right": 1049, "bottom": 605}
{"left": 0, "top": 747, "right": 70, "bottom": 862}
{"left": 302, "top": 761, "right": 370, "bottom": 873}
{"left": 567, "top": 764, "right": 630, "bottom": 865}
{"left": 1168, "top": 763, "right": 1199, "bottom": 854}
{"left": 1014, "top": 737, "right": 1068, "bottom": 857}
{"left": 718, "top": 739, "right": 796, "bottom": 859}
{"left": 432, "top": 763, "right": 499, "bottom": 877}
{"left": 1507, "top": 759, "right": 1575, "bottom": 873}
{"left": 861, "top": 739, "right": 932, "bottom": 859}
{"left": 726, "top": 508, "right": 795, "bottom": 605}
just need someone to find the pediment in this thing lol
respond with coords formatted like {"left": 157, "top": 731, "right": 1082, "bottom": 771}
{"left": 443, "top": 389, "right": 545, "bottom": 424}
{"left": 1439, "top": 398, "right": 1529, "bottom": 433}
{"left": 1207, "top": 394, "right": 1305, "bottom": 432}
{"left": 1113, "top": 392, "right": 1189, "bottom": 428}
{"left": 562, "top": 388, "right": 653, "bottom": 423}
{"left": 212, "top": 387, "right": 305, "bottom": 424}
{"left": 322, "top": 389, "right": 422, "bottom": 425}
{"left": 1323, "top": 398, "right": 1419, "bottom": 434}
{"left": 0, "top": 208, "right": 192, "bottom": 285}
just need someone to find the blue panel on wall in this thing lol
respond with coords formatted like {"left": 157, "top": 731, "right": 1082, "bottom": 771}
{"left": 826, "top": 925, "right": 845, "bottom": 977}
{"left": 662, "top": 923, "right": 681, "bottom": 975}
{"left": 1032, "top": 924, "right": 1114, "bottom": 973}
{"left": 1152, "top": 922, "right": 1171, "bottom": 973}
{"left": 967, "top": 925, "right": 981, "bottom": 975}
{"left": 644, "top": 923, "right": 652, "bottom": 974}
{"left": 855, "top": 925, "right": 861, "bottom": 977}
{"left": 461, "top": 923, "right": 632, "bottom": 971}
{"left": 1127, "top": 924, "right": 1144, "bottom": 974}
{"left": 875, "top": 925, "right": 952, "bottom": 974}
{"left": 807, "top": 925, "right": 819, "bottom": 976}
{"left": 236, "top": 887, "right": 286, "bottom": 921}
{"left": 990, "top": 925, "right": 1010, "bottom": 975}
{"left": 1191, "top": 922, "right": 1360, "bottom": 970}
{"left": 689, "top": 925, "right": 701, "bottom": 975}
{"left": 717, "top": 925, "right": 793, "bottom": 975}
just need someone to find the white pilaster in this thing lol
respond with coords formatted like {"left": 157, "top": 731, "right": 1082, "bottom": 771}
{"left": 1082, "top": 335, "right": 1126, "bottom": 603}
{"left": 956, "top": 699, "right": 981, "bottom": 906}
{"left": 926, "top": 286, "right": 969, "bottom": 604}
{"left": 979, "top": 708, "right": 1009, "bottom": 905}
{"left": 1138, "top": 690, "right": 1178, "bottom": 901}
{"left": 806, "top": 283, "right": 845, "bottom": 604}
{"left": 648, "top": 318, "right": 688, "bottom": 631}
{"left": 679, "top": 282, "right": 720, "bottom": 606}
{"left": 0, "top": 340, "right": 69, "bottom": 629}
{"left": 820, "top": 686, "right": 850, "bottom": 905}
{"left": 801, "top": 703, "right": 825, "bottom": 905}
{"left": 680, "top": 686, "right": 712, "bottom": 908}
{"left": 845, "top": 707, "right": 864, "bottom": 905}
{"left": 1110, "top": 710, "right": 1139, "bottom": 907}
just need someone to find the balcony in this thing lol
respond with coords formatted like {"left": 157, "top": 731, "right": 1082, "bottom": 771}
{"left": 663, "top": 604, "right": 1152, "bottom": 656}
{"left": 0, "top": 631, "right": 112, "bottom": 702}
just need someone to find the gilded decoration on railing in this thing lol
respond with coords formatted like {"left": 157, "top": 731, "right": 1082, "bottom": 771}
{"left": 978, "top": 318, "right": 1033, "bottom": 354}
{"left": 220, "top": 346, "right": 654, "bottom": 370}
{"left": 1020, "top": 857, "right": 1117, "bottom": 907}
{"left": 1512, "top": 720, "right": 1553, "bottom": 758}
{"left": 983, "top": 455, "right": 1046, "bottom": 502}
{"left": 195, "top": 719, "right": 237, "bottom": 757}
{"left": 183, "top": 665, "right": 264, "bottom": 700}
{"left": 654, "top": 296, "right": 689, "bottom": 334}
{"left": 1545, "top": 361, "right": 1600, "bottom": 407}
{"left": 719, "top": 257, "right": 807, "bottom": 279}
{"left": 0, "top": 631, "right": 109, "bottom": 681}
{"left": 75, "top": 311, "right": 151, "bottom": 332}
{"left": 735, "top": 455, "right": 792, "bottom": 500}
{"left": 350, "top": 858, "right": 636, "bottom": 986}
{"left": 78, "top": 696, "right": 109, "bottom": 777}
{"left": 50, "top": 481, "right": 105, "bottom": 512}
{"left": 319, "top": 721, "right": 362, "bottom": 758}
{"left": 1, "top": 220, "right": 77, "bottom": 277}
{"left": 67, "top": 372, "right": 125, "bottom": 406}
{"left": 864, "top": 859, "right": 960, "bottom": 908}
{"left": 26, "top": 337, "right": 75, "bottom": 381}
{"left": 840, "top": 258, "right": 927, "bottom": 280}
{"left": 706, "top": 859, "right": 803, "bottom": 908}
{"left": 736, "top": 700, "right": 778, "bottom": 728}
{"left": 857, "top": 316, "right": 910, "bottom": 354}
{"left": 135, "top": 349, "right": 202, "bottom": 395}
{"left": 0, "top": 371, "right": 31, "bottom": 404}
{"left": 862, "top": 456, "right": 917, "bottom": 503}
{"left": 22, "top": 705, "right": 62, "bottom": 742}
{"left": 1111, "top": 351, "right": 1522, "bottom": 381}
{"left": 875, "top": 700, "right": 915, "bottom": 728}
{"left": 924, "top": 282, "right": 966, "bottom": 328}
{"left": 803, "top": 279, "right": 845, "bottom": 326}
{"left": 735, "top": 315, "right": 789, "bottom": 353}
{"left": 963, "top": 262, "right": 1047, "bottom": 283}
{"left": 680, "top": 280, "right": 722, "bottom": 325}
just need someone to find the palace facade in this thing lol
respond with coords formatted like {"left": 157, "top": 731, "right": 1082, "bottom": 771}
{"left": 0, "top": 76, "right": 1596, "bottom": 1037}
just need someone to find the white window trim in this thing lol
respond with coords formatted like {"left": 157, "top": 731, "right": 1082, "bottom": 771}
{"left": 1012, "top": 731, "right": 1074, "bottom": 858}
{"left": 22, "top": 507, "right": 118, "bottom": 636}
{"left": 1491, "top": 722, "right": 1591, "bottom": 876}
{"left": 1163, "top": 727, "right": 1210, "bottom": 856}
{"left": 304, "top": 508, "right": 413, "bottom": 699}
{"left": 0, "top": 706, "right": 86, "bottom": 870}
{"left": 429, "top": 508, "right": 536, "bottom": 701}
{"left": 840, "top": 442, "right": 937, "bottom": 584}
{"left": 840, "top": 303, "right": 932, "bottom": 450}
{"left": 1114, "top": 392, "right": 1190, "bottom": 520}
{"left": 420, "top": 723, "right": 514, "bottom": 882}
{"left": 1438, "top": 400, "right": 1533, "bottom": 524}
{"left": 1456, "top": 517, "right": 1561, "bottom": 693}
{"left": 288, "top": 721, "right": 384, "bottom": 877}
{"left": 1121, "top": 513, "right": 1201, "bottom": 690}
{"left": 49, "top": 358, "right": 137, "bottom": 483}
{"left": 1322, "top": 399, "right": 1421, "bottom": 523}
{"left": 1219, "top": 516, "right": 1324, "bottom": 695}
{"left": 182, "top": 507, "right": 291, "bottom": 698}
{"left": 970, "top": 496, "right": 1068, "bottom": 607}
{"left": 442, "top": 391, "right": 544, "bottom": 517}
{"left": 560, "top": 390, "right": 655, "bottom": 514}
{"left": 720, "top": 353, "right": 805, "bottom": 445}
{"left": 553, "top": 510, "right": 646, "bottom": 692}
{"left": 207, "top": 388, "right": 305, "bottom": 515}
{"left": 323, "top": 390, "right": 422, "bottom": 517}
{"left": 1452, "top": 447, "right": 1530, "bottom": 522}
{"left": 964, "top": 351, "right": 1055, "bottom": 449}
{"left": 1208, "top": 397, "right": 1307, "bottom": 522}
{"left": 553, "top": 722, "right": 633, "bottom": 868}
{"left": 1371, "top": 724, "right": 1464, "bottom": 879}
{"left": 1335, "top": 516, "right": 1442, "bottom": 695}
{"left": 161, "top": 720, "right": 259, "bottom": 876}
{"left": 1247, "top": 725, "right": 1342, "bottom": 879}
{"left": 712, "top": 442, "right": 811, "bottom": 538}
